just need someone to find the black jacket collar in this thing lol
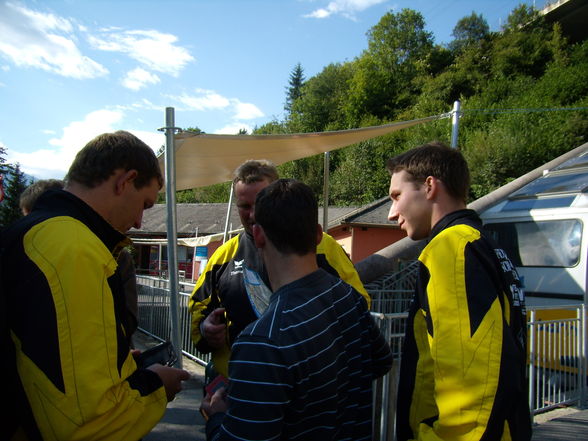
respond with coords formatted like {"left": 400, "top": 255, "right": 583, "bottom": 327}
{"left": 428, "top": 209, "right": 481, "bottom": 243}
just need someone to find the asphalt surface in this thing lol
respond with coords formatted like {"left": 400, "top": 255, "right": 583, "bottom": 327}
{"left": 134, "top": 332, "right": 207, "bottom": 441}
{"left": 134, "top": 331, "right": 588, "bottom": 441}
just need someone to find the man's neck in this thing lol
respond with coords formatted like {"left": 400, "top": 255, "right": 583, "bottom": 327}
{"left": 430, "top": 199, "right": 467, "bottom": 231}
{"left": 264, "top": 251, "right": 319, "bottom": 292}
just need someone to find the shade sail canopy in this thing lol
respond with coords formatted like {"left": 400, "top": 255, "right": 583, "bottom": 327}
{"left": 158, "top": 115, "right": 443, "bottom": 190}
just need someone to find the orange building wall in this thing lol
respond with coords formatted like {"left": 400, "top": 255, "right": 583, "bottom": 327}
{"left": 350, "top": 227, "right": 406, "bottom": 263}
{"left": 328, "top": 225, "right": 406, "bottom": 264}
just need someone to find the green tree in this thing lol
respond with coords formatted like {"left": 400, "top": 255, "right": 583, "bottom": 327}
{"left": 193, "top": 182, "right": 232, "bottom": 203}
{"left": 267, "top": 3, "right": 588, "bottom": 206}
{"left": 0, "top": 145, "right": 8, "bottom": 172}
{"left": 254, "top": 119, "right": 288, "bottom": 134}
{"left": 449, "top": 12, "right": 489, "bottom": 53}
{"left": 285, "top": 63, "right": 305, "bottom": 114}
{"left": 502, "top": 4, "right": 538, "bottom": 32}
{"left": 0, "top": 163, "right": 29, "bottom": 227}
{"left": 345, "top": 9, "right": 435, "bottom": 123}
{"left": 289, "top": 62, "right": 352, "bottom": 132}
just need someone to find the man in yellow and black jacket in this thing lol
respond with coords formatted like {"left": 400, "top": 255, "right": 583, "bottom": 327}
{"left": 189, "top": 160, "right": 369, "bottom": 378}
{"left": 387, "top": 142, "right": 531, "bottom": 441}
{"left": 1, "top": 131, "right": 189, "bottom": 441}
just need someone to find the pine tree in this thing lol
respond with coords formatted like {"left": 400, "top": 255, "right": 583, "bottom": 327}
{"left": 285, "top": 63, "right": 305, "bottom": 114}
{"left": 0, "top": 145, "right": 8, "bottom": 204}
{"left": 0, "top": 163, "right": 29, "bottom": 227}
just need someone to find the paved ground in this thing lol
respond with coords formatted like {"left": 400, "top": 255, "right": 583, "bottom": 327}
{"left": 134, "top": 331, "right": 588, "bottom": 441}
{"left": 134, "top": 332, "right": 207, "bottom": 441}
{"left": 532, "top": 406, "right": 588, "bottom": 441}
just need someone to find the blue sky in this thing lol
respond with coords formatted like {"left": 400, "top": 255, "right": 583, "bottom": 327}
{"left": 0, "top": 0, "right": 543, "bottom": 180}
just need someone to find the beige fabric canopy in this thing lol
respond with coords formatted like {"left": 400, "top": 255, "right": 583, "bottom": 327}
{"left": 158, "top": 115, "right": 444, "bottom": 191}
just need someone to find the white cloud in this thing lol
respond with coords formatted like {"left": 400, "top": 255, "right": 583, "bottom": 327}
{"left": 171, "top": 88, "right": 231, "bottom": 111}
{"left": 128, "top": 130, "right": 165, "bottom": 154}
{"left": 167, "top": 89, "right": 264, "bottom": 123}
{"left": 214, "top": 122, "right": 254, "bottom": 135}
{"left": 122, "top": 67, "right": 160, "bottom": 91}
{"left": 9, "top": 110, "right": 165, "bottom": 179}
{"left": 304, "top": 0, "right": 387, "bottom": 20}
{"left": 232, "top": 100, "right": 264, "bottom": 120}
{"left": 0, "top": 2, "right": 108, "bottom": 79}
{"left": 88, "top": 29, "right": 194, "bottom": 77}
{"left": 7, "top": 108, "right": 152, "bottom": 179}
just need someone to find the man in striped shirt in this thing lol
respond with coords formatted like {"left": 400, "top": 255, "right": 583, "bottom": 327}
{"left": 201, "top": 178, "right": 393, "bottom": 440}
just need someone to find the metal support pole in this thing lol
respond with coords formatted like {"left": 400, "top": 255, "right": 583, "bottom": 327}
{"left": 160, "top": 107, "right": 183, "bottom": 368}
{"left": 451, "top": 100, "right": 461, "bottom": 149}
{"left": 528, "top": 309, "right": 536, "bottom": 416}
{"left": 322, "top": 151, "right": 330, "bottom": 231}
{"left": 223, "top": 184, "right": 234, "bottom": 243}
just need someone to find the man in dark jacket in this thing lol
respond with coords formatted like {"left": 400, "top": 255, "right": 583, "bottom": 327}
{"left": 201, "top": 179, "right": 392, "bottom": 440}
{"left": 387, "top": 142, "right": 531, "bottom": 441}
{"left": 2, "top": 131, "right": 189, "bottom": 440}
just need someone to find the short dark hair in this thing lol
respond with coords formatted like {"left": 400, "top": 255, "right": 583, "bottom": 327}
{"left": 255, "top": 179, "right": 318, "bottom": 256}
{"left": 233, "top": 159, "right": 279, "bottom": 186}
{"left": 65, "top": 131, "right": 163, "bottom": 189}
{"left": 19, "top": 179, "right": 64, "bottom": 213}
{"left": 386, "top": 141, "right": 470, "bottom": 203}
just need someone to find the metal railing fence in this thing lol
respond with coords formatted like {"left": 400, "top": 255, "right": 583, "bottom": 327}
{"left": 528, "top": 304, "right": 587, "bottom": 413}
{"left": 137, "top": 275, "right": 587, "bottom": 440}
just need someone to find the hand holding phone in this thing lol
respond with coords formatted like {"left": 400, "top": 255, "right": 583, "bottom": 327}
{"left": 200, "top": 375, "right": 229, "bottom": 420}
{"left": 135, "top": 341, "right": 178, "bottom": 368}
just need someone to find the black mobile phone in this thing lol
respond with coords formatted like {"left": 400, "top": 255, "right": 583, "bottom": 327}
{"left": 135, "top": 341, "right": 178, "bottom": 368}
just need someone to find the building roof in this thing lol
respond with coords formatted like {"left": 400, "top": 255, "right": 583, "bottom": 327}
{"left": 131, "top": 203, "right": 241, "bottom": 237}
{"left": 130, "top": 203, "right": 361, "bottom": 237}
{"left": 337, "top": 197, "right": 398, "bottom": 228}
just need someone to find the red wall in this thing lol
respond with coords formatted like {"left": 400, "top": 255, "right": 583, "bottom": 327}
{"left": 329, "top": 225, "right": 406, "bottom": 263}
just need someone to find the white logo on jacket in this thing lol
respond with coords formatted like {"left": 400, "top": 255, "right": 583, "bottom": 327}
{"left": 230, "top": 259, "right": 244, "bottom": 276}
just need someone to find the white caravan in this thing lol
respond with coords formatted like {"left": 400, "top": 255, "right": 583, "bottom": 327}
{"left": 479, "top": 149, "right": 588, "bottom": 307}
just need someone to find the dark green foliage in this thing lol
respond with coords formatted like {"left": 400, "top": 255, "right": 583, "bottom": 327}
{"left": 273, "top": 5, "right": 588, "bottom": 205}
{"left": 285, "top": 63, "right": 305, "bottom": 114}
{"left": 180, "top": 5, "right": 588, "bottom": 207}
{"left": 449, "top": 12, "right": 490, "bottom": 53}
{"left": 0, "top": 163, "right": 29, "bottom": 227}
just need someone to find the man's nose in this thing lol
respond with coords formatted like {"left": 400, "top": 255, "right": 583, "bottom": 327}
{"left": 387, "top": 202, "right": 398, "bottom": 222}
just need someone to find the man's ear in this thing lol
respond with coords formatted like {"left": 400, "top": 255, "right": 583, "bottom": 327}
{"left": 252, "top": 223, "right": 266, "bottom": 249}
{"left": 424, "top": 176, "right": 439, "bottom": 200}
{"left": 316, "top": 223, "right": 323, "bottom": 246}
{"left": 114, "top": 169, "right": 138, "bottom": 195}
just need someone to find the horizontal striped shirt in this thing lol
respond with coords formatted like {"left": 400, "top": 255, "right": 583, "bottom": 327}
{"left": 207, "top": 269, "right": 393, "bottom": 440}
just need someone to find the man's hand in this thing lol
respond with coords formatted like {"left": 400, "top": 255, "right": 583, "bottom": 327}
{"left": 200, "top": 387, "right": 228, "bottom": 419}
{"left": 147, "top": 364, "right": 191, "bottom": 402}
{"left": 202, "top": 308, "right": 227, "bottom": 348}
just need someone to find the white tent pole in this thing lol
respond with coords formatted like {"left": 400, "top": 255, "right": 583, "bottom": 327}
{"left": 161, "top": 107, "right": 183, "bottom": 368}
{"left": 223, "top": 184, "right": 234, "bottom": 243}
{"left": 451, "top": 100, "right": 461, "bottom": 148}
{"left": 322, "top": 151, "right": 330, "bottom": 231}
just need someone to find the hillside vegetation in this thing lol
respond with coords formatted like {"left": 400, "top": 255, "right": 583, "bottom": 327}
{"left": 183, "top": 5, "right": 588, "bottom": 206}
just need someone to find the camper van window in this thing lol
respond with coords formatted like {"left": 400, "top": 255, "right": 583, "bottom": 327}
{"left": 485, "top": 220, "right": 582, "bottom": 268}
